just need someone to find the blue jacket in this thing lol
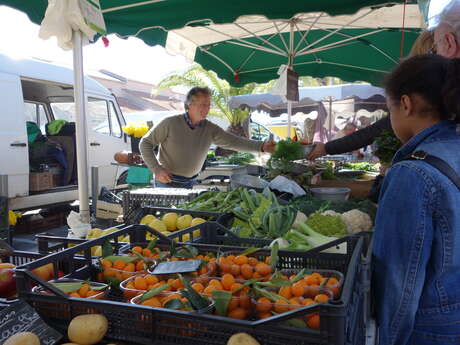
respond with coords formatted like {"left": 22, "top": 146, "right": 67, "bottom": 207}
{"left": 373, "top": 121, "right": 460, "bottom": 345}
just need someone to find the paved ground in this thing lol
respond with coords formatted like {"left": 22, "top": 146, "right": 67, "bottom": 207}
{"left": 12, "top": 225, "right": 69, "bottom": 252}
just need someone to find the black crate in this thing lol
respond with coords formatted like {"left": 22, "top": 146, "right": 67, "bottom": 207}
{"left": 35, "top": 224, "right": 129, "bottom": 255}
{"left": 170, "top": 217, "right": 272, "bottom": 247}
{"left": 218, "top": 213, "right": 375, "bottom": 326}
{"left": 123, "top": 189, "right": 206, "bottom": 217}
{"left": 0, "top": 251, "right": 44, "bottom": 307}
{"left": 15, "top": 224, "right": 365, "bottom": 345}
{"left": 125, "top": 206, "right": 224, "bottom": 226}
{"left": 359, "top": 232, "right": 373, "bottom": 324}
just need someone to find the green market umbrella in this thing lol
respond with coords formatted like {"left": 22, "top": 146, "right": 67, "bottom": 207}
{"left": 1, "top": 1, "right": 418, "bottom": 47}
{"left": 1, "top": 1, "right": 422, "bottom": 85}
{"left": 160, "top": 4, "right": 422, "bottom": 134}
{"left": 165, "top": 5, "right": 422, "bottom": 86}
{"left": 0, "top": 0, "right": 422, "bottom": 217}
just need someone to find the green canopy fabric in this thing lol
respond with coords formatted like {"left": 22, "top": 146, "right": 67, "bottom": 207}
{"left": 1, "top": 0, "right": 415, "bottom": 48}
{"left": 195, "top": 28, "right": 420, "bottom": 87}
{"left": 0, "top": 0, "right": 422, "bottom": 86}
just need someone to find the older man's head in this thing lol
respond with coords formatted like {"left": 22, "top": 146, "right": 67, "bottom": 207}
{"left": 433, "top": 0, "right": 460, "bottom": 58}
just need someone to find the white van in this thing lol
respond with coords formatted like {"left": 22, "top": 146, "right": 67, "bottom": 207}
{"left": 0, "top": 53, "right": 130, "bottom": 210}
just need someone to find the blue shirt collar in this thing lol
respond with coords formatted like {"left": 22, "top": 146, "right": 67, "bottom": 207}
{"left": 393, "top": 120, "right": 457, "bottom": 163}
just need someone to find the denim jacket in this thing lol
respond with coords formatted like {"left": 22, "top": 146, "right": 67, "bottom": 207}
{"left": 373, "top": 121, "right": 460, "bottom": 345}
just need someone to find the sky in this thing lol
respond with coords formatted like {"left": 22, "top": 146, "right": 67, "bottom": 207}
{"left": 0, "top": 1, "right": 452, "bottom": 87}
{"left": 0, "top": 5, "right": 191, "bottom": 85}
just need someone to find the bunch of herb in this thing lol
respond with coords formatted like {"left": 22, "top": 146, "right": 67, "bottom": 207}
{"left": 272, "top": 139, "right": 304, "bottom": 161}
{"left": 321, "top": 161, "right": 338, "bottom": 180}
{"left": 373, "top": 130, "right": 402, "bottom": 165}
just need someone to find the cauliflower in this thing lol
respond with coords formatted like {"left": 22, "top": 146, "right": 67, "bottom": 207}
{"left": 340, "top": 209, "right": 372, "bottom": 234}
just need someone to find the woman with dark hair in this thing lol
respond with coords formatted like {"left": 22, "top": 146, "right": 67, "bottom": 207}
{"left": 373, "top": 54, "right": 460, "bottom": 345}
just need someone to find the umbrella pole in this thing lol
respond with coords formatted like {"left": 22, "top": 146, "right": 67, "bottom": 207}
{"left": 287, "top": 101, "right": 292, "bottom": 138}
{"left": 287, "top": 20, "right": 294, "bottom": 140}
{"left": 72, "top": 30, "right": 91, "bottom": 224}
{"left": 328, "top": 97, "right": 333, "bottom": 139}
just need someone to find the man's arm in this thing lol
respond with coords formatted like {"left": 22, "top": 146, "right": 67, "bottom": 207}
{"left": 210, "top": 123, "right": 265, "bottom": 152}
{"left": 325, "top": 116, "right": 391, "bottom": 154}
{"left": 139, "top": 122, "right": 172, "bottom": 182}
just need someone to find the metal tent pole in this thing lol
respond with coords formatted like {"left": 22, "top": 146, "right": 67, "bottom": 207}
{"left": 287, "top": 20, "right": 295, "bottom": 139}
{"left": 72, "top": 30, "right": 91, "bottom": 224}
{"left": 329, "top": 97, "right": 333, "bottom": 139}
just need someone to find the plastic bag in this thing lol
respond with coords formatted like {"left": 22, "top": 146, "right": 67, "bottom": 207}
{"left": 268, "top": 175, "right": 306, "bottom": 197}
{"left": 39, "top": 0, "right": 98, "bottom": 50}
{"left": 67, "top": 211, "right": 91, "bottom": 238}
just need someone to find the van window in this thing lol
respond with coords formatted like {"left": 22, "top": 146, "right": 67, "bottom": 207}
{"left": 24, "top": 102, "right": 47, "bottom": 132}
{"left": 51, "top": 102, "right": 76, "bottom": 122}
{"left": 51, "top": 99, "right": 121, "bottom": 137}
{"left": 87, "top": 98, "right": 109, "bottom": 132}
{"left": 109, "top": 101, "right": 121, "bottom": 137}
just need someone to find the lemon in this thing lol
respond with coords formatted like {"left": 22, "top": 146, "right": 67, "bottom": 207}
{"left": 92, "top": 246, "right": 102, "bottom": 256}
{"left": 86, "top": 228, "right": 103, "bottom": 239}
{"left": 176, "top": 214, "right": 193, "bottom": 230}
{"left": 146, "top": 232, "right": 157, "bottom": 241}
{"left": 191, "top": 218, "right": 206, "bottom": 226}
{"left": 181, "top": 234, "right": 191, "bottom": 242}
{"left": 149, "top": 219, "right": 167, "bottom": 233}
{"left": 118, "top": 235, "right": 129, "bottom": 242}
{"left": 103, "top": 227, "right": 118, "bottom": 235}
{"left": 140, "top": 214, "right": 156, "bottom": 225}
{"left": 162, "top": 212, "right": 178, "bottom": 231}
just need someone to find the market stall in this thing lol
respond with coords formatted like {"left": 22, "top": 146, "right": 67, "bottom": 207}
{"left": 0, "top": 1, "right": 425, "bottom": 344}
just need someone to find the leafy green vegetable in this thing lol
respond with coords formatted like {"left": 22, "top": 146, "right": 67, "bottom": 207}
{"left": 342, "top": 162, "right": 379, "bottom": 172}
{"left": 220, "top": 153, "right": 256, "bottom": 165}
{"left": 305, "top": 212, "right": 347, "bottom": 237}
{"left": 212, "top": 289, "right": 232, "bottom": 316}
{"left": 102, "top": 240, "right": 113, "bottom": 257}
{"left": 321, "top": 161, "right": 339, "bottom": 180}
{"left": 373, "top": 130, "right": 402, "bottom": 165}
{"left": 250, "top": 195, "right": 272, "bottom": 228}
{"left": 102, "top": 255, "right": 137, "bottom": 264}
{"left": 272, "top": 139, "right": 304, "bottom": 161}
{"left": 291, "top": 195, "right": 377, "bottom": 222}
{"left": 178, "top": 274, "right": 211, "bottom": 310}
{"left": 49, "top": 282, "right": 83, "bottom": 293}
{"left": 140, "top": 282, "right": 173, "bottom": 302}
{"left": 164, "top": 298, "right": 187, "bottom": 310}
{"left": 294, "top": 223, "right": 346, "bottom": 254}
{"left": 231, "top": 218, "right": 252, "bottom": 238}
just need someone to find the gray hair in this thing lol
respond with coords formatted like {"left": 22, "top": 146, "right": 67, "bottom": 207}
{"left": 435, "top": 0, "right": 460, "bottom": 40}
{"left": 184, "top": 86, "right": 212, "bottom": 110}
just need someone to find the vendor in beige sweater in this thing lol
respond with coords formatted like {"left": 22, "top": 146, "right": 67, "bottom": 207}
{"left": 140, "top": 86, "right": 276, "bottom": 187}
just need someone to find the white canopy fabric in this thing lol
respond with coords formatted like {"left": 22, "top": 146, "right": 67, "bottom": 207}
{"left": 165, "top": 4, "right": 422, "bottom": 62}
{"left": 229, "top": 83, "right": 386, "bottom": 115}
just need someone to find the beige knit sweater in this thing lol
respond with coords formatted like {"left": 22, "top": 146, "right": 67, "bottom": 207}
{"left": 139, "top": 115, "right": 263, "bottom": 178}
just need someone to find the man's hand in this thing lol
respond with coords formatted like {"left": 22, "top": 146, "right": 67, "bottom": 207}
{"left": 154, "top": 167, "right": 172, "bottom": 183}
{"left": 307, "top": 142, "right": 327, "bottom": 160}
{"left": 262, "top": 140, "right": 276, "bottom": 153}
